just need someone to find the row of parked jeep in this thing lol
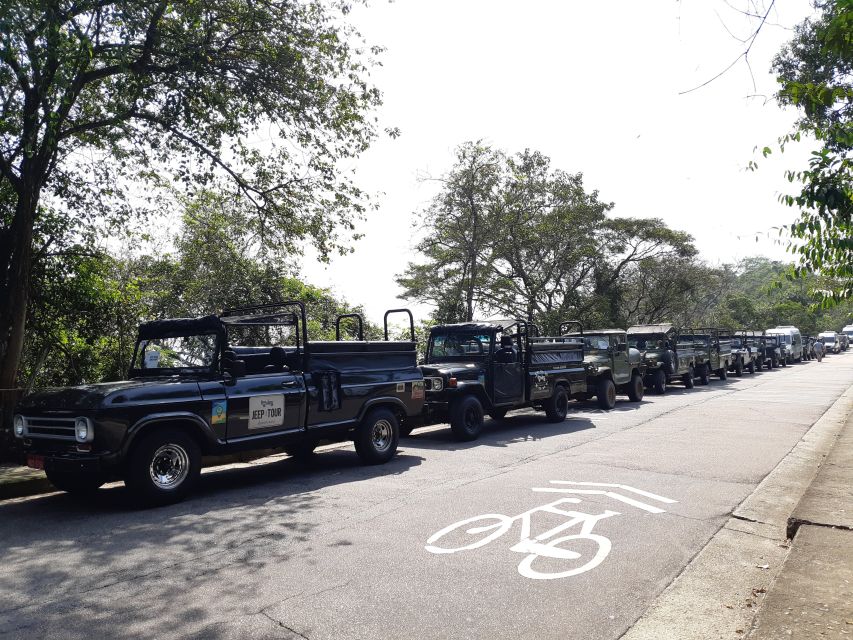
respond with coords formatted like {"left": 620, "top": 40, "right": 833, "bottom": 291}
{"left": 11, "top": 303, "right": 852, "bottom": 505}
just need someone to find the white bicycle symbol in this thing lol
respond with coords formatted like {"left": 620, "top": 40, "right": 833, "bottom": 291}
{"left": 425, "top": 481, "right": 677, "bottom": 580}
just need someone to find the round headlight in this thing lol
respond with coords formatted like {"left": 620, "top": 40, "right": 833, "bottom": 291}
{"left": 74, "top": 417, "right": 91, "bottom": 443}
{"left": 13, "top": 414, "right": 24, "bottom": 437}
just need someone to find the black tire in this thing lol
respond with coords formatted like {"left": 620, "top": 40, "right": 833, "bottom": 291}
{"left": 771, "top": 356, "right": 778, "bottom": 369}
{"left": 698, "top": 364, "right": 710, "bottom": 386}
{"left": 354, "top": 407, "right": 399, "bottom": 464}
{"left": 449, "top": 395, "right": 485, "bottom": 441}
{"left": 488, "top": 408, "right": 509, "bottom": 421}
{"left": 596, "top": 378, "right": 617, "bottom": 410}
{"left": 627, "top": 373, "right": 644, "bottom": 402}
{"left": 125, "top": 428, "right": 202, "bottom": 506}
{"left": 284, "top": 440, "right": 318, "bottom": 461}
{"left": 683, "top": 366, "right": 695, "bottom": 389}
{"left": 755, "top": 358, "right": 762, "bottom": 371}
{"left": 718, "top": 367, "right": 728, "bottom": 380}
{"left": 544, "top": 386, "right": 570, "bottom": 422}
{"left": 735, "top": 359, "right": 744, "bottom": 376}
{"left": 45, "top": 469, "right": 106, "bottom": 495}
{"left": 748, "top": 359, "right": 755, "bottom": 374}
{"left": 652, "top": 369, "right": 666, "bottom": 395}
{"left": 780, "top": 357, "right": 787, "bottom": 368}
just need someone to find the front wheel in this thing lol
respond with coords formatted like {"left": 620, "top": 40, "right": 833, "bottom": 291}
{"left": 748, "top": 360, "right": 755, "bottom": 374}
{"left": 698, "top": 364, "right": 710, "bottom": 386}
{"left": 45, "top": 469, "right": 106, "bottom": 495}
{"left": 125, "top": 428, "right": 202, "bottom": 506}
{"left": 683, "top": 366, "right": 695, "bottom": 389}
{"left": 718, "top": 367, "right": 728, "bottom": 380}
{"left": 780, "top": 357, "right": 787, "bottom": 367}
{"left": 450, "top": 395, "right": 485, "bottom": 441}
{"left": 355, "top": 408, "right": 399, "bottom": 464}
{"left": 596, "top": 378, "right": 616, "bottom": 410}
{"left": 735, "top": 359, "right": 743, "bottom": 376}
{"left": 627, "top": 373, "right": 644, "bottom": 402}
{"left": 545, "top": 386, "right": 569, "bottom": 422}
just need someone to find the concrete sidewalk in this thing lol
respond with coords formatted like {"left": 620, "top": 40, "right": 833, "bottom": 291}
{"left": 747, "top": 409, "right": 853, "bottom": 639}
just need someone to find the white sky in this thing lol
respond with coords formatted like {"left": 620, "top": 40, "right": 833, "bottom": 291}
{"left": 299, "top": 0, "right": 816, "bottom": 323}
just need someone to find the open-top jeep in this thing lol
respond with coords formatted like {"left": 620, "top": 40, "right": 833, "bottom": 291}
{"left": 561, "top": 324, "right": 645, "bottom": 409}
{"left": 13, "top": 302, "right": 424, "bottom": 505}
{"left": 722, "top": 330, "right": 757, "bottom": 375}
{"left": 681, "top": 328, "right": 732, "bottom": 382}
{"left": 627, "top": 324, "right": 698, "bottom": 394}
{"left": 760, "top": 334, "right": 785, "bottom": 368}
{"left": 417, "top": 320, "right": 587, "bottom": 441}
{"left": 734, "top": 330, "right": 764, "bottom": 371}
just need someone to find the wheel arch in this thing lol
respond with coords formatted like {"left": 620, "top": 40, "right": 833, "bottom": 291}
{"left": 123, "top": 412, "right": 216, "bottom": 457}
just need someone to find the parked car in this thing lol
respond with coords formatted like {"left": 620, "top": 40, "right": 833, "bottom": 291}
{"left": 14, "top": 303, "right": 424, "bottom": 505}
{"left": 683, "top": 328, "right": 733, "bottom": 382}
{"left": 418, "top": 320, "right": 588, "bottom": 440}
{"left": 765, "top": 326, "right": 804, "bottom": 363}
{"left": 760, "top": 334, "right": 785, "bottom": 368}
{"left": 627, "top": 324, "right": 699, "bottom": 394}
{"left": 562, "top": 326, "right": 646, "bottom": 408}
{"left": 723, "top": 330, "right": 758, "bottom": 375}
{"left": 819, "top": 331, "right": 840, "bottom": 354}
{"left": 839, "top": 333, "right": 850, "bottom": 351}
{"left": 801, "top": 335, "right": 815, "bottom": 361}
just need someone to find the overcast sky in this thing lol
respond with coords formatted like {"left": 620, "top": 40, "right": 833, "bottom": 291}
{"left": 301, "top": 0, "right": 815, "bottom": 323}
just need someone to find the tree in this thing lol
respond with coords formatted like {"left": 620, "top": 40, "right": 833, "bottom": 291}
{"left": 396, "top": 142, "right": 503, "bottom": 322}
{"left": 771, "top": 0, "right": 853, "bottom": 303}
{"left": 0, "top": 0, "right": 383, "bottom": 388}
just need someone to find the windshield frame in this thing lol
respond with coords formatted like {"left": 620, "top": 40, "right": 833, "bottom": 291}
{"left": 129, "top": 330, "right": 223, "bottom": 377}
{"left": 427, "top": 330, "right": 495, "bottom": 362}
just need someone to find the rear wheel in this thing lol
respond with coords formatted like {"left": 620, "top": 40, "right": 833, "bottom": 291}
{"left": 354, "top": 408, "right": 399, "bottom": 464}
{"left": 683, "top": 366, "right": 695, "bottom": 389}
{"left": 627, "top": 373, "right": 644, "bottom": 402}
{"left": 125, "top": 428, "right": 202, "bottom": 506}
{"left": 450, "top": 395, "right": 485, "bottom": 441}
{"left": 544, "top": 386, "right": 570, "bottom": 422}
{"left": 488, "top": 408, "right": 509, "bottom": 421}
{"left": 596, "top": 378, "right": 617, "bottom": 410}
{"left": 698, "top": 364, "right": 710, "bottom": 386}
{"left": 45, "top": 469, "right": 106, "bottom": 495}
{"left": 652, "top": 369, "right": 666, "bottom": 395}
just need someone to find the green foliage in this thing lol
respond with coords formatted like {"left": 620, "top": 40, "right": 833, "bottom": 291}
{"left": 772, "top": 0, "right": 853, "bottom": 303}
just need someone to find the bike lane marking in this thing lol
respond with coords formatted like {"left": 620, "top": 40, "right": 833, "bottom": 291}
{"left": 425, "top": 481, "right": 678, "bottom": 580}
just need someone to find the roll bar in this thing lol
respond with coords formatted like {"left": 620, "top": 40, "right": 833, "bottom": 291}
{"left": 335, "top": 313, "right": 364, "bottom": 341}
{"left": 384, "top": 308, "right": 415, "bottom": 341}
{"left": 220, "top": 300, "right": 308, "bottom": 354}
{"left": 559, "top": 320, "right": 584, "bottom": 335}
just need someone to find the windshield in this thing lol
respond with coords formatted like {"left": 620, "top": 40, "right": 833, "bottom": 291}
{"left": 627, "top": 334, "right": 667, "bottom": 350}
{"left": 731, "top": 338, "right": 743, "bottom": 347}
{"left": 582, "top": 336, "right": 610, "bottom": 351}
{"left": 428, "top": 332, "right": 492, "bottom": 359}
{"left": 768, "top": 333, "right": 791, "bottom": 344}
{"left": 134, "top": 334, "right": 218, "bottom": 371}
{"left": 819, "top": 333, "right": 836, "bottom": 342}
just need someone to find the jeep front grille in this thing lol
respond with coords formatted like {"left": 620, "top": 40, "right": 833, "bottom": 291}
{"left": 21, "top": 416, "right": 77, "bottom": 440}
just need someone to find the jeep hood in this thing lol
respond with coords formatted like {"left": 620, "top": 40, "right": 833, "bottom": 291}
{"left": 420, "top": 362, "right": 485, "bottom": 378}
{"left": 17, "top": 378, "right": 199, "bottom": 413}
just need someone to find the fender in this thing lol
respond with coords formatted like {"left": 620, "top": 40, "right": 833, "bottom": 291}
{"left": 122, "top": 411, "right": 219, "bottom": 456}
{"left": 358, "top": 396, "right": 410, "bottom": 422}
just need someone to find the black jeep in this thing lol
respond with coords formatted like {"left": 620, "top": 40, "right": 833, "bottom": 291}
{"left": 13, "top": 302, "right": 424, "bottom": 505}
{"left": 417, "top": 321, "right": 587, "bottom": 441}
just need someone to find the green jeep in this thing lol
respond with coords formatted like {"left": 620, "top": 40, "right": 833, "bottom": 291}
{"left": 627, "top": 324, "right": 698, "bottom": 394}
{"left": 562, "top": 324, "right": 646, "bottom": 409}
{"left": 683, "top": 328, "right": 733, "bottom": 382}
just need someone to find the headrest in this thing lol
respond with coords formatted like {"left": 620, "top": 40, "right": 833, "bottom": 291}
{"left": 268, "top": 346, "right": 285, "bottom": 366}
{"left": 500, "top": 336, "right": 514, "bottom": 348}
{"left": 222, "top": 350, "right": 237, "bottom": 361}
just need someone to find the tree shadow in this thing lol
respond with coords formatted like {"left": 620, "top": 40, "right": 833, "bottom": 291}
{"left": 0, "top": 451, "right": 424, "bottom": 639}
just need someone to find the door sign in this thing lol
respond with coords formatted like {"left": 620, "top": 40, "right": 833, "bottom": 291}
{"left": 248, "top": 394, "right": 285, "bottom": 429}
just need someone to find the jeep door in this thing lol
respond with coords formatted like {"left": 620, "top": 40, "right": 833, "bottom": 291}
{"left": 225, "top": 371, "right": 306, "bottom": 440}
{"left": 610, "top": 335, "right": 631, "bottom": 384}
{"left": 492, "top": 335, "right": 524, "bottom": 405}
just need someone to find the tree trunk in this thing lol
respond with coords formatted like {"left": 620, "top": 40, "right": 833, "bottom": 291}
{"left": 0, "top": 189, "right": 39, "bottom": 389}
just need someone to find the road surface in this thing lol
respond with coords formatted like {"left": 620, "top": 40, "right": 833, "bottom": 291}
{"left": 1, "top": 353, "right": 851, "bottom": 639}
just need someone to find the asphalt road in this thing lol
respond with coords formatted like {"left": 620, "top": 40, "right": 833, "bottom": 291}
{"left": 1, "top": 354, "right": 852, "bottom": 640}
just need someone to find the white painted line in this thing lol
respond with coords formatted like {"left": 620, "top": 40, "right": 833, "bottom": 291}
{"left": 546, "top": 481, "right": 678, "bottom": 504}
{"left": 531, "top": 488, "right": 669, "bottom": 514}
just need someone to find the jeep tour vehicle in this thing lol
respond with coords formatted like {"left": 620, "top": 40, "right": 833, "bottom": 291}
{"left": 562, "top": 325, "right": 646, "bottom": 409}
{"left": 722, "top": 330, "right": 757, "bottom": 375}
{"left": 682, "top": 328, "right": 732, "bottom": 382}
{"left": 736, "top": 330, "right": 768, "bottom": 370}
{"left": 760, "top": 333, "right": 785, "bottom": 368}
{"left": 627, "top": 324, "right": 698, "bottom": 394}
{"left": 765, "top": 326, "right": 803, "bottom": 363}
{"left": 13, "top": 302, "right": 424, "bottom": 505}
{"left": 839, "top": 333, "right": 850, "bottom": 351}
{"left": 801, "top": 335, "right": 815, "bottom": 361}
{"left": 417, "top": 320, "right": 588, "bottom": 441}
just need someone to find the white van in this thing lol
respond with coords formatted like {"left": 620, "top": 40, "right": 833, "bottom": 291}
{"left": 819, "top": 331, "right": 840, "bottom": 354}
{"left": 842, "top": 324, "right": 853, "bottom": 338}
{"left": 765, "top": 326, "right": 803, "bottom": 363}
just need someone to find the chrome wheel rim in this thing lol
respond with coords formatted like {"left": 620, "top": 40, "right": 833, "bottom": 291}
{"left": 371, "top": 419, "right": 393, "bottom": 452}
{"left": 149, "top": 443, "right": 190, "bottom": 490}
